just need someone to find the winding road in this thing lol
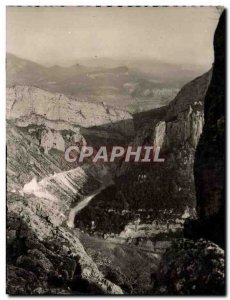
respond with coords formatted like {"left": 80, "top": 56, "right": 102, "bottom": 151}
{"left": 67, "top": 185, "right": 107, "bottom": 228}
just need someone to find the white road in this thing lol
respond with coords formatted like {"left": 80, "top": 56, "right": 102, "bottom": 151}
{"left": 67, "top": 185, "right": 106, "bottom": 228}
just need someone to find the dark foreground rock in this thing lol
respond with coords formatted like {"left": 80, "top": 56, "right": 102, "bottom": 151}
{"left": 6, "top": 206, "right": 123, "bottom": 295}
{"left": 185, "top": 10, "right": 226, "bottom": 248}
{"left": 7, "top": 212, "right": 104, "bottom": 295}
{"left": 153, "top": 239, "right": 225, "bottom": 295}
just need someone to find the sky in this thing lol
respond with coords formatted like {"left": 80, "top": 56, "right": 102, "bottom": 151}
{"left": 6, "top": 7, "right": 220, "bottom": 68}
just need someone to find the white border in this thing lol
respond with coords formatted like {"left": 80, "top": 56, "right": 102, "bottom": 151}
{"left": 0, "top": 1, "right": 228, "bottom": 299}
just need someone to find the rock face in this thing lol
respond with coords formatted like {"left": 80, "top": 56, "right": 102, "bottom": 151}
{"left": 6, "top": 84, "right": 135, "bottom": 233}
{"left": 7, "top": 119, "right": 119, "bottom": 229}
{"left": 153, "top": 239, "right": 225, "bottom": 295}
{"left": 127, "top": 70, "right": 211, "bottom": 202}
{"left": 7, "top": 86, "right": 135, "bottom": 138}
{"left": 40, "top": 129, "right": 66, "bottom": 153}
{"left": 75, "top": 70, "right": 212, "bottom": 235}
{"left": 7, "top": 131, "right": 123, "bottom": 294}
{"left": 148, "top": 71, "right": 212, "bottom": 207}
{"left": 153, "top": 121, "right": 166, "bottom": 148}
{"left": 7, "top": 207, "right": 123, "bottom": 295}
{"left": 152, "top": 12, "right": 226, "bottom": 296}
{"left": 164, "top": 105, "right": 204, "bottom": 149}
{"left": 185, "top": 11, "right": 226, "bottom": 249}
{"left": 6, "top": 85, "right": 132, "bottom": 294}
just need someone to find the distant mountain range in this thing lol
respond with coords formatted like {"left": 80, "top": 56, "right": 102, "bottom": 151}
{"left": 6, "top": 53, "right": 208, "bottom": 112}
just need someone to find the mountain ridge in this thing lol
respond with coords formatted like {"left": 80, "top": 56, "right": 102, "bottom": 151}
{"left": 6, "top": 53, "right": 196, "bottom": 112}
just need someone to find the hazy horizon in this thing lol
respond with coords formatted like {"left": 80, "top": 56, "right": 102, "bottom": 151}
{"left": 6, "top": 7, "right": 220, "bottom": 69}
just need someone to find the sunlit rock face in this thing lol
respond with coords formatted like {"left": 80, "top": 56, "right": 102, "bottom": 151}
{"left": 40, "top": 129, "right": 65, "bottom": 153}
{"left": 154, "top": 71, "right": 211, "bottom": 210}
{"left": 154, "top": 71, "right": 212, "bottom": 201}
{"left": 6, "top": 85, "right": 135, "bottom": 137}
{"left": 164, "top": 106, "right": 204, "bottom": 149}
{"left": 153, "top": 121, "right": 166, "bottom": 148}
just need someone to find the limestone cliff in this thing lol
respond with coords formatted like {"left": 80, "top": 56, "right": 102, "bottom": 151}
{"left": 7, "top": 86, "right": 134, "bottom": 138}
{"left": 75, "top": 70, "right": 212, "bottom": 236}
{"left": 118, "top": 70, "right": 212, "bottom": 211}
{"left": 185, "top": 10, "right": 226, "bottom": 248}
{"left": 148, "top": 71, "right": 211, "bottom": 211}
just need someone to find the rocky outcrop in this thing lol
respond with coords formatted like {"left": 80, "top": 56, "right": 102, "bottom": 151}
{"left": 152, "top": 239, "right": 225, "bottom": 295}
{"left": 7, "top": 206, "right": 123, "bottom": 295}
{"left": 7, "top": 121, "right": 95, "bottom": 188}
{"left": 164, "top": 106, "right": 204, "bottom": 149}
{"left": 6, "top": 90, "right": 125, "bottom": 294}
{"left": 40, "top": 128, "right": 65, "bottom": 153}
{"left": 185, "top": 11, "right": 226, "bottom": 249}
{"left": 6, "top": 86, "right": 134, "bottom": 138}
{"left": 153, "top": 121, "right": 166, "bottom": 148}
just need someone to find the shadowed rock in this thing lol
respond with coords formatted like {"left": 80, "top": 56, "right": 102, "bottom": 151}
{"left": 185, "top": 10, "right": 226, "bottom": 249}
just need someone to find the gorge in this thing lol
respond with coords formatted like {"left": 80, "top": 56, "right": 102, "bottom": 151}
{"left": 6, "top": 11, "right": 225, "bottom": 295}
{"left": 6, "top": 68, "right": 211, "bottom": 294}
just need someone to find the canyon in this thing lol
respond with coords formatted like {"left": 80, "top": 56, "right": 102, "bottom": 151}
{"left": 6, "top": 11, "right": 225, "bottom": 294}
{"left": 6, "top": 68, "right": 210, "bottom": 294}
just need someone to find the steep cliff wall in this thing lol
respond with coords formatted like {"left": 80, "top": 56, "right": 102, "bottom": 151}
{"left": 75, "top": 70, "right": 212, "bottom": 235}
{"left": 185, "top": 11, "right": 226, "bottom": 248}
{"left": 152, "top": 12, "right": 226, "bottom": 295}
{"left": 120, "top": 70, "right": 211, "bottom": 207}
